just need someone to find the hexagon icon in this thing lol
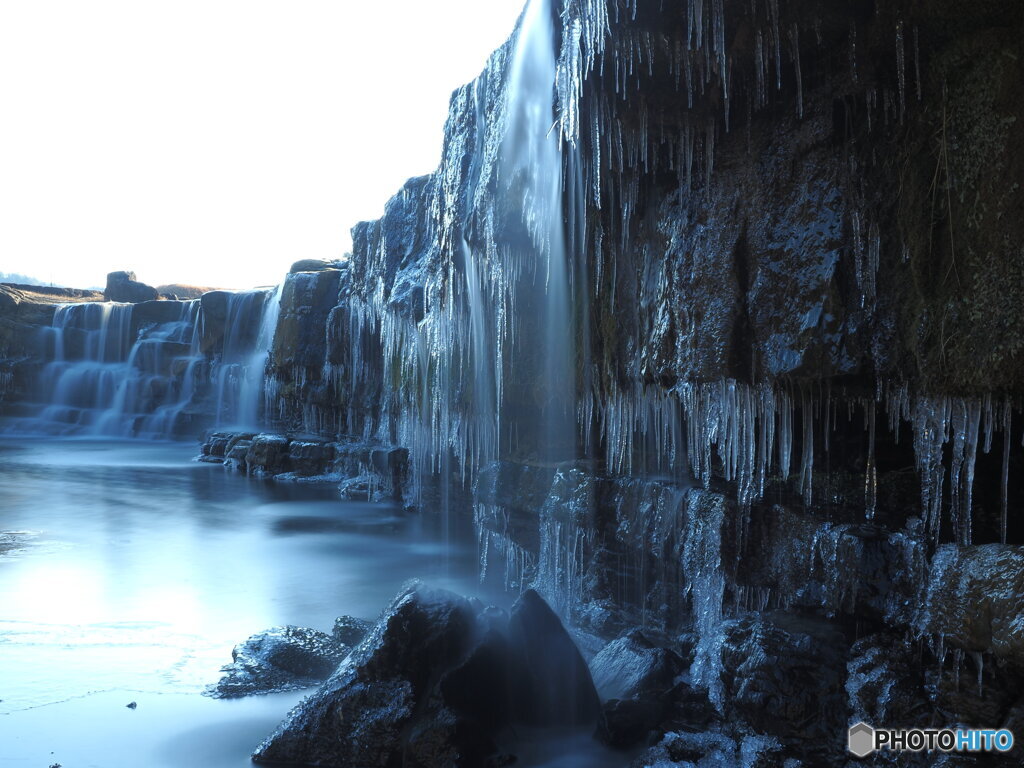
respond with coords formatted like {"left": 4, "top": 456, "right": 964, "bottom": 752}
{"left": 848, "top": 722, "right": 875, "bottom": 758}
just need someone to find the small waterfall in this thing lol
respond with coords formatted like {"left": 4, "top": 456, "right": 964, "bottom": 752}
{"left": 239, "top": 283, "right": 284, "bottom": 428}
{"left": 9, "top": 285, "right": 284, "bottom": 438}
{"left": 22, "top": 301, "right": 201, "bottom": 438}
{"left": 212, "top": 286, "right": 282, "bottom": 429}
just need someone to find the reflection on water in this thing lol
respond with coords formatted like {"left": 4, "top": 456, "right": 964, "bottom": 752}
{"left": 0, "top": 438, "right": 486, "bottom": 767}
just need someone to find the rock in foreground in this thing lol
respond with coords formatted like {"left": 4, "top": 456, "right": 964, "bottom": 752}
{"left": 209, "top": 625, "right": 350, "bottom": 699}
{"left": 253, "top": 583, "right": 600, "bottom": 767}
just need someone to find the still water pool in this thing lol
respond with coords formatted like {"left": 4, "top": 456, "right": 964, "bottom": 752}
{"left": 0, "top": 438, "right": 489, "bottom": 768}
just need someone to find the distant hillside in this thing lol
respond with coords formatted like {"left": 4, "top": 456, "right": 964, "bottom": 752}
{"left": 0, "top": 271, "right": 49, "bottom": 287}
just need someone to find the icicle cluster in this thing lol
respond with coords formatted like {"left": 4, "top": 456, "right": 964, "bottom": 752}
{"left": 893, "top": 389, "right": 1015, "bottom": 547}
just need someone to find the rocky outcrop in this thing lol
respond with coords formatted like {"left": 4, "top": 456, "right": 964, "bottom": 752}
{"left": 917, "top": 545, "right": 1024, "bottom": 666}
{"left": 252, "top": 584, "right": 599, "bottom": 768}
{"left": 331, "top": 615, "right": 372, "bottom": 647}
{"left": 103, "top": 271, "right": 159, "bottom": 303}
{"left": 209, "top": 625, "right": 350, "bottom": 698}
{"left": 720, "top": 612, "right": 849, "bottom": 759}
{"left": 199, "top": 430, "right": 410, "bottom": 500}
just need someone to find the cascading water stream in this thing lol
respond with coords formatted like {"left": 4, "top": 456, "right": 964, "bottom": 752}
{"left": 239, "top": 283, "right": 285, "bottom": 429}
{"left": 501, "top": 0, "right": 575, "bottom": 464}
{"left": 213, "top": 286, "right": 283, "bottom": 429}
{"left": 19, "top": 301, "right": 202, "bottom": 438}
{"left": 95, "top": 300, "right": 203, "bottom": 438}
{"left": 11, "top": 286, "right": 284, "bottom": 439}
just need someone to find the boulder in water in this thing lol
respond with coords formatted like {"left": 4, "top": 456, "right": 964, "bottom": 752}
{"left": 253, "top": 583, "right": 599, "bottom": 767}
{"left": 245, "top": 434, "right": 291, "bottom": 475}
{"left": 209, "top": 625, "right": 350, "bottom": 698}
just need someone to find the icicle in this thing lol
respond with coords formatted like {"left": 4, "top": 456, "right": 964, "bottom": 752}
{"left": 798, "top": 393, "right": 814, "bottom": 506}
{"left": 865, "top": 400, "right": 877, "bottom": 519}
{"left": 789, "top": 23, "right": 803, "bottom": 119}
{"left": 683, "top": 490, "right": 726, "bottom": 711}
{"left": 896, "top": 20, "right": 906, "bottom": 123}
{"left": 848, "top": 21, "right": 858, "bottom": 84}
{"left": 1001, "top": 401, "right": 1011, "bottom": 544}
{"left": 769, "top": 0, "right": 782, "bottom": 90}
{"left": 913, "top": 26, "right": 922, "bottom": 101}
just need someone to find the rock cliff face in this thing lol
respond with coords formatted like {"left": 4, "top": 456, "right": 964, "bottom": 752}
{"left": 1, "top": 0, "right": 1023, "bottom": 763}
{"left": 250, "top": 0, "right": 1023, "bottom": 761}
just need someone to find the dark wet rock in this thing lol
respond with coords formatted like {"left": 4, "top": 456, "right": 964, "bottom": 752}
{"left": 924, "top": 651, "right": 1023, "bottom": 727}
{"left": 209, "top": 625, "right": 350, "bottom": 699}
{"left": 198, "top": 290, "right": 231, "bottom": 354}
{"left": 720, "top": 612, "right": 848, "bottom": 756}
{"left": 917, "top": 545, "right": 1024, "bottom": 666}
{"left": 331, "top": 615, "right": 372, "bottom": 647}
{"left": 739, "top": 506, "right": 928, "bottom": 625}
{"left": 660, "top": 681, "right": 718, "bottom": 733}
{"left": 332, "top": 443, "right": 410, "bottom": 501}
{"left": 1000, "top": 693, "right": 1024, "bottom": 762}
{"left": 287, "top": 440, "right": 335, "bottom": 476}
{"left": 338, "top": 474, "right": 375, "bottom": 500}
{"left": 103, "top": 271, "right": 159, "bottom": 303}
{"left": 600, "top": 698, "right": 665, "bottom": 750}
{"left": 594, "top": 631, "right": 708, "bottom": 748}
{"left": 473, "top": 461, "right": 557, "bottom": 553}
{"left": 252, "top": 583, "right": 478, "bottom": 766}
{"left": 245, "top": 434, "right": 291, "bottom": 476}
{"left": 253, "top": 584, "right": 597, "bottom": 767}
{"left": 226, "top": 438, "right": 254, "bottom": 467}
{"left": 201, "top": 433, "right": 231, "bottom": 458}
{"left": 591, "top": 629, "right": 684, "bottom": 701}
{"left": 289, "top": 259, "right": 343, "bottom": 274}
{"left": 846, "top": 634, "right": 931, "bottom": 729}
{"left": 506, "top": 588, "right": 601, "bottom": 727}
{"left": 631, "top": 731, "right": 785, "bottom": 768}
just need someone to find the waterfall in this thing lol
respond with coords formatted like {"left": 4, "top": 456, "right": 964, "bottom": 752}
{"left": 212, "top": 287, "right": 283, "bottom": 429}
{"left": 20, "top": 301, "right": 200, "bottom": 438}
{"left": 239, "top": 283, "right": 285, "bottom": 428}
{"left": 8, "top": 284, "right": 284, "bottom": 439}
{"left": 502, "top": 0, "right": 575, "bottom": 463}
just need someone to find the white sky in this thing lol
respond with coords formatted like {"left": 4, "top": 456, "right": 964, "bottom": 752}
{"left": 0, "top": 0, "right": 525, "bottom": 290}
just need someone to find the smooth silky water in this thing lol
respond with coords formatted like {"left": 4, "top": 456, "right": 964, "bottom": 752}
{"left": 0, "top": 438, "right": 625, "bottom": 767}
{"left": 0, "top": 437, "right": 481, "bottom": 767}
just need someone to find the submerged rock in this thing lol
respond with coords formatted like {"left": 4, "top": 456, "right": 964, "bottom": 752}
{"left": 253, "top": 583, "right": 598, "bottom": 767}
{"left": 209, "top": 626, "right": 350, "bottom": 699}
